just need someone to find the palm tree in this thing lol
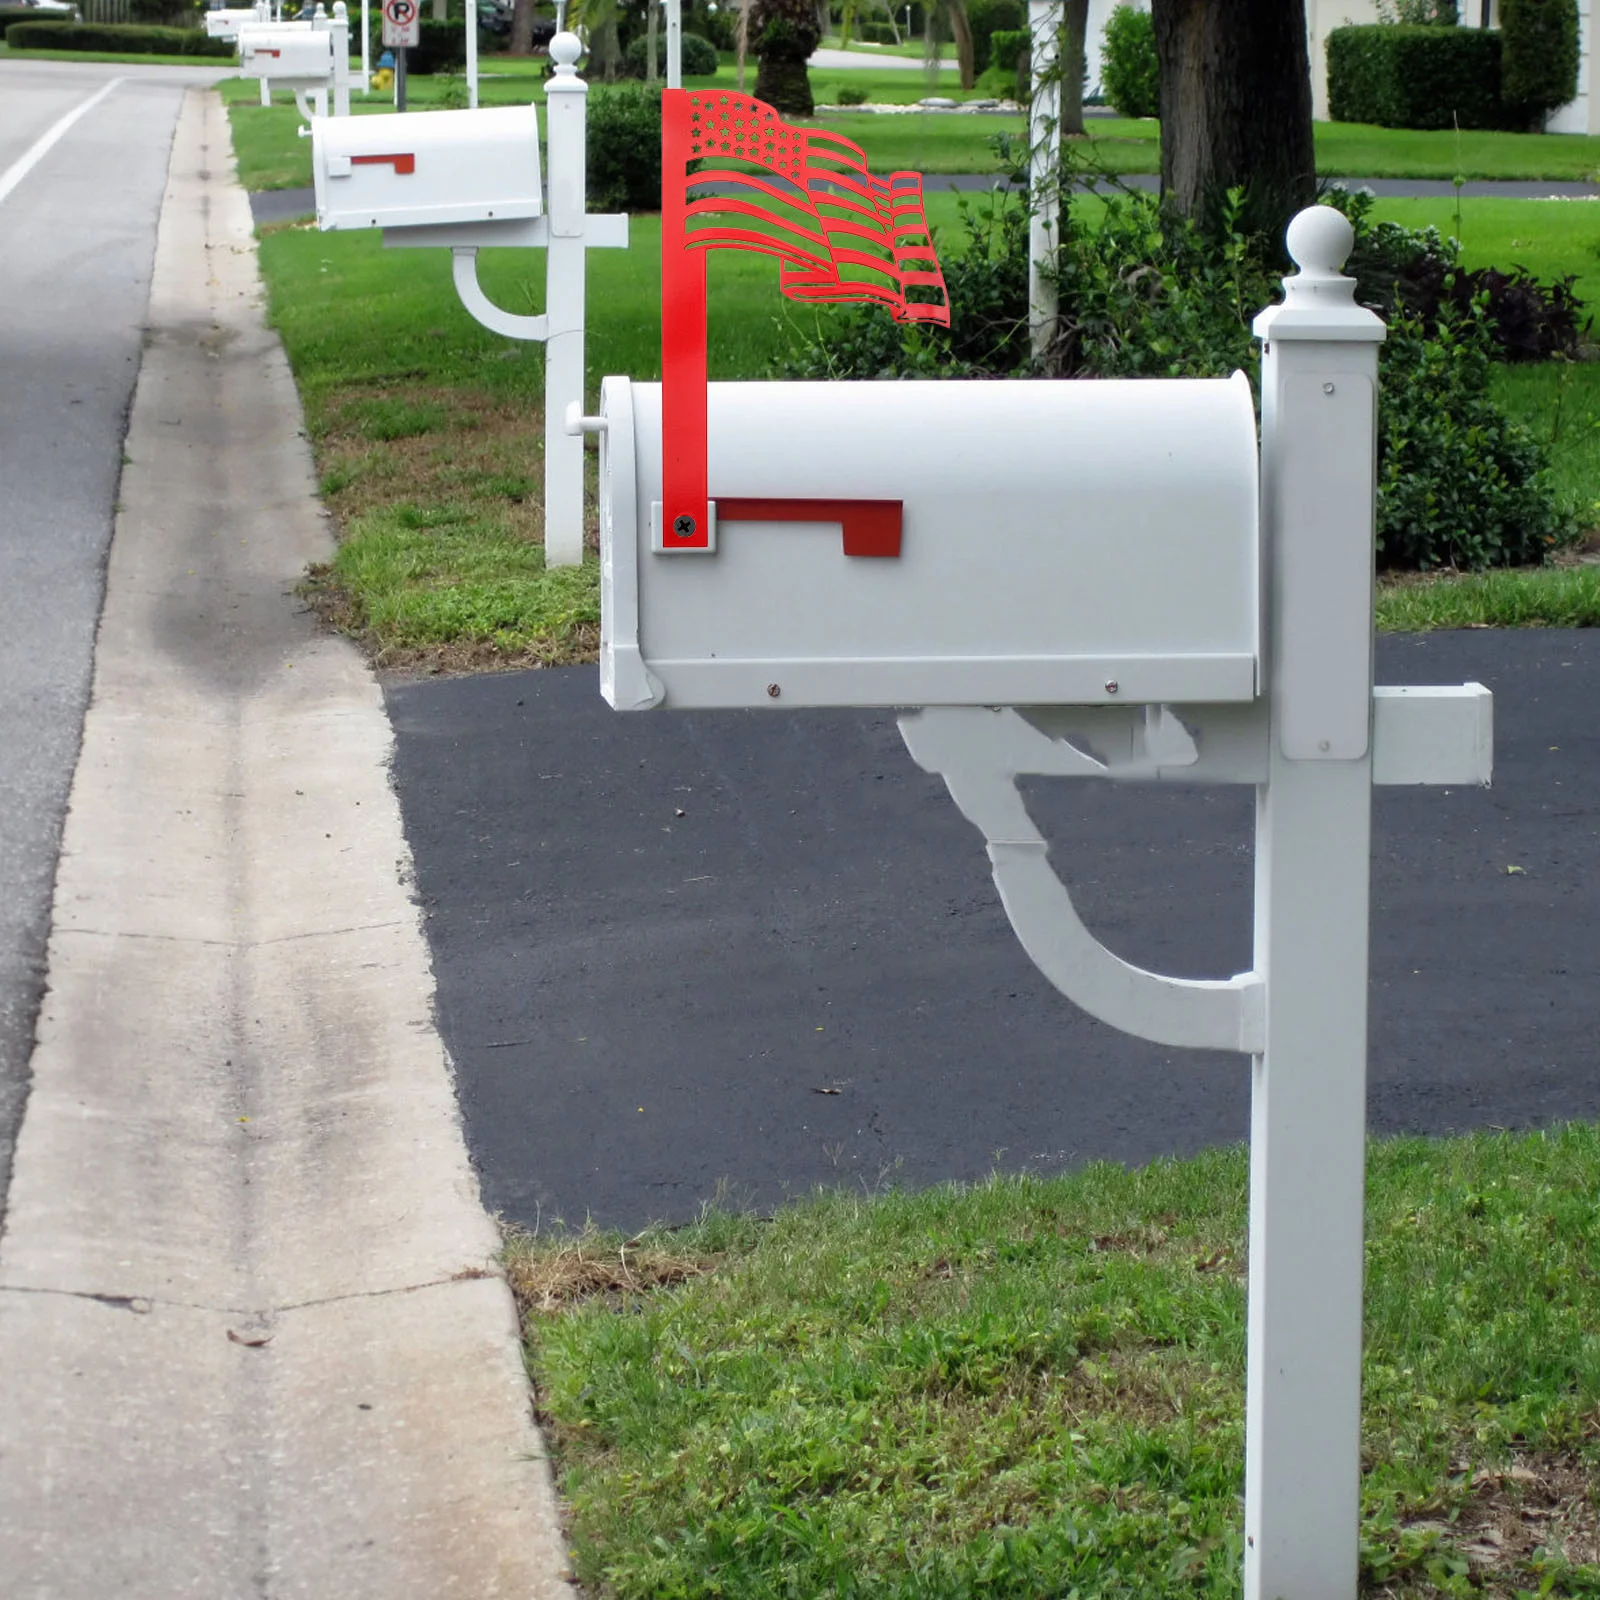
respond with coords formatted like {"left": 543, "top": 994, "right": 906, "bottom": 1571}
{"left": 749, "top": 0, "right": 820, "bottom": 112}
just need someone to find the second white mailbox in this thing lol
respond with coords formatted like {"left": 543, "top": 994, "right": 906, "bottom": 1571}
{"left": 599, "top": 375, "right": 1262, "bottom": 712}
{"left": 239, "top": 28, "right": 331, "bottom": 80}
{"left": 313, "top": 106, "right": 544, "bottom": 232}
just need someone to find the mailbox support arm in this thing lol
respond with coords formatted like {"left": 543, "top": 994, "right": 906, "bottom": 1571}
{"left": 450, "top": 247, "right": 549, "bottom": 342}
{"left": 899, "top": 707, "right": 1264, "bottom": 1054}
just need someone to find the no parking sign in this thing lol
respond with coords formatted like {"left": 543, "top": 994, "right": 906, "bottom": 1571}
{"left": 381, "top": 0, "right": 419, "bottom": 48}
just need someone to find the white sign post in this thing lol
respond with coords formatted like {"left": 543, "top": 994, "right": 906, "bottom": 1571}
{"left": 381, "top": 0, "right": 419, "bottom": 47}
{"left": 465, "top": 0, "right": 478, "bottom": 107}
{"left": 309, "top": 32, "right": 629, "bottom": 568}
{"left": 1027, "top": 0, "right": 1060, "bottom": 359}
{"left": 582, "top": 206, "right": 1495, "bottom": 1598}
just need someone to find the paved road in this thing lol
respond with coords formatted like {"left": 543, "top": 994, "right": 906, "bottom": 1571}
{"left": 386, "top": 631, "right": 1600, "bottom": 1233}
{"left": 0, "top": 59, "right": 224, "bottom": 1219}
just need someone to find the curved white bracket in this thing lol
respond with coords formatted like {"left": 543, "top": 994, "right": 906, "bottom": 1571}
{"left": 900, "top": 707, "right": 1264, "bottom": 1054}
{"left": 450, "top": 247, "right": 549, "bottom": 342}
{"left": 292, "top": 86, "right": 328, "bottom": 123}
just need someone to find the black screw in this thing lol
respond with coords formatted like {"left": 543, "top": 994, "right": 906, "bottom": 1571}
{"left": 673, "top": 514, "right": 696, "bottom": 539}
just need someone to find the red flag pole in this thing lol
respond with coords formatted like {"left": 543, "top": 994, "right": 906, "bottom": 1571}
{"left": 660, "top": 89, "right": 710, "bottom": 550}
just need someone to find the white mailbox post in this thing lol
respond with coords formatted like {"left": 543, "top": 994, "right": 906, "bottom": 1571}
{"left": 310, "top": 32, "right": 628, "bottom": 568}
{"left": 582, "top": 206, "right": 1494, "bottom": 1600}
{"left": 238, "top": 5, "right": 351, "bottom": 118}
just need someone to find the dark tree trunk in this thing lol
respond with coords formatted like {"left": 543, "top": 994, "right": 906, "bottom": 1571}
{"left": 754, "top": 55, "right": 815, "bottom": 112}
{"left": 948, "top": 0, "right": 975, "bottom": 91}
{"left": 1060, "top": 0, "right": 1087, "bottom": 135}
{"left": 508, "top": 0, "right": 535, "bottom": 54}
{"left": 1151, "top": 0, "right": 1315, "bottom": 244}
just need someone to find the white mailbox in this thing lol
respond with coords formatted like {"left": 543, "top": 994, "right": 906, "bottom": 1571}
{"left": 312, "top": 106, "right": 543, "bottom": 232}
{"left": 239, "top": 27, "right": 331, "bottom": 81}
{"left": 598, "top": 375, "right": 1261, "bottom": 712}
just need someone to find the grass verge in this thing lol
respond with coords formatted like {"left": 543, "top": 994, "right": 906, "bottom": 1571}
{"left": 506, "top": 1125, "right": 1600, "bottom": 1598}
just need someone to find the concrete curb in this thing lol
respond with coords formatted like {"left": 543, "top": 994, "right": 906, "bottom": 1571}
{"left": 0, "top": 88, "right": 576, "bottom": 1598}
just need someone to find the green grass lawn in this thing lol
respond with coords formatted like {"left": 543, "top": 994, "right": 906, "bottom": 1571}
{"left": 510, "top": 1126, "right": 1600, "bottom": 1597}
{"left": 222, "top": 59, "right": 1600, "bottom": 192}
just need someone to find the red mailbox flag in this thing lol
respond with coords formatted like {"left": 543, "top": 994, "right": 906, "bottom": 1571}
{"left": 661, "top": 88, "right": 950, "bottom": 552}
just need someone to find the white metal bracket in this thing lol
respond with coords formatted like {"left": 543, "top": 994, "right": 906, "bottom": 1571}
{"left": 450, "top": 246, "right": 549, "bottom": 342}
{"left": 899, "top": 686, "right": 1491, "bottom": 1056}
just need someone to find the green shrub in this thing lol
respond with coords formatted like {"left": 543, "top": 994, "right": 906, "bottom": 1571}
{"left": 0, "top": 6, "right": 46, "bottom": 29}
{"left": 1377, "top": 307, "right": 1570, "bottom": 568}
{"left": 988, "top": 26, "right": 1028, "bottom": 75}
{"left": 1499, "top": 0, "right": 1580, "bottom": 126}
{"left": 965, "top": 0, "right": 1023, "bottom": 74}
{"left": 1099, "top": 4, "right": 1157, "bottom": 118}
{"left": 1325, "top": 24, "right": 1505, "bottom": 129}
{"left": 777, "top": 162, "right": 1573, "bottom": 572}
{"left": 4, "top": 19, "right": 230, "bottom": 53}
{"left": 1325, "top": 185, "right": 1590, "bottom": 361}
{"left": 854, "top": 19, "right": 897, "bottom": 43}
{"left": 586, "top": 82, "right": 661, "bottom": 212}
{"left": 621, "top": 28, "right": 718, "bottom": 78}
{"left": 836, "top": 82, "right": 869, "bottom": 104}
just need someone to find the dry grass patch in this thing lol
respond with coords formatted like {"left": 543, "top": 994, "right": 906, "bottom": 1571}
{"left": 503, "top": 1230, "right": 718, "bottom": 1317}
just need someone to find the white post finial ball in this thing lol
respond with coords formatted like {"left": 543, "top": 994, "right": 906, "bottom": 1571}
{"left": 1285, "top": 206, "right": 1355, "bottom": 280}
{"left": 550, "top": 30, "right": 582, "bottom": 70}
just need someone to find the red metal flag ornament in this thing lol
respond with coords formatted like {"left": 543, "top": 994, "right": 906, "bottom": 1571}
{"left": 660, "top": 88, "right": 950, "bottom": 552}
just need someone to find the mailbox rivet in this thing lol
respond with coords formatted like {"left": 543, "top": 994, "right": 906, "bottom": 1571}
{"left": 1322, "top": 382, "right": 1335, "bottom": 394}
{"left": 1104, "top": 680, "right": 1119, "bottom": 695}
{"left": 767, "top": 683, "right": 781, "bottom": 699}
{"left": 673, "top": 514, "right": 696, "bottom": 539}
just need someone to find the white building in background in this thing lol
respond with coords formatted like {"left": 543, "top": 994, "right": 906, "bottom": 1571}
{"left": 1086, "top": 0, "right": 1596, "bottom": 135}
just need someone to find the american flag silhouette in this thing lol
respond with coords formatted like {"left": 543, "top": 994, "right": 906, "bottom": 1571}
{"left": 660, "top": 88, "right": 950, "bottom": 551}
{"left": 678, "top": 90, "right": 950, "bottom": 324}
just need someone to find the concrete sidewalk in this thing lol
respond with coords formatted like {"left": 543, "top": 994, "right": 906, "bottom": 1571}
{"left": 0, "top": 89, "right": 574, "bottom": 1597}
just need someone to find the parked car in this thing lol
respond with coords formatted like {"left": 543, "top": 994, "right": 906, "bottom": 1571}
{"left": 11, "top": 0, "right": 83, "bottom": 14}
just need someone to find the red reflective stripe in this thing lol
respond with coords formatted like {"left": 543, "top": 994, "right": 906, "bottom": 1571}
{"left": 716, "top": 499, "right": 902, "bottom": 558}
{"left": 351, "top": 153, "right": 416, "bottom": 175}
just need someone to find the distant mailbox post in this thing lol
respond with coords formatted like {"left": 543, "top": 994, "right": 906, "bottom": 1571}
{"left": 574, "top": 91, "right": 1499, "bottom": 1600}
{"left": 308, "top": 32, "right": 627, "bottom": 568}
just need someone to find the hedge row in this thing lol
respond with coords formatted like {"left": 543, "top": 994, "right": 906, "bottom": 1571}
{"left": 1326, "top": 24, "right": 1505, "bottom": 130}
{"left": 4, "top": 19, "right": 232, "bottom": 54}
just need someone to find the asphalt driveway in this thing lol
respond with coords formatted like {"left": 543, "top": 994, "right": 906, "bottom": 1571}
{"left": 385, "top": 629, "right": 1600, "bottom": 1232}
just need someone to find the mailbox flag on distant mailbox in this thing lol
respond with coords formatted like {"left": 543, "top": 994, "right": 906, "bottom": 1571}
{"left": 660, "top": 87, "right": 949, "bottom": 551}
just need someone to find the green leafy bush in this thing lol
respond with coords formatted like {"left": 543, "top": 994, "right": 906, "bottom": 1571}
{"left": 776, "top": 162, "right": 1574, "bottom": 572}
{"left": 1326, "top": 186, "right": 1591, "bottom": 361}
{"left": 965, "top": 0, "right": 1023, "bottom": 74}
{"left": 1325, "top": 24, "right": 1505, "bottom": 129}
{"left": 621, "top": 28, "right": 718, "bottom": 78}
{"left": 836, "top": 82, "right": 869, "bottom": 105}
{"left": 1099, "top": 4, "right": 1157, "bottom": 119}
{"left": 1377, "top": 308, "right": 1570, "bottom": 568}
{"left": 0, "top": 6, "right": 47, "bottom": 29}
{"left": 586, "top": 83, "right": 661, "bottom": 212}
{"left": 1499, "top": 0, "right": 1580, "bottom": 127}
{"left": 4, "top": 19, "right": 230, "bottom": 53}
{"left": 987, "top": 26, "right": 1029, "bottom": 75}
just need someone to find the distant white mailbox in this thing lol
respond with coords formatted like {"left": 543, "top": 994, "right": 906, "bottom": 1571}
{"left": 313, "top": 105, "right": 544, "bottom": 232}
{"left": 598, "top": 375, "right": 1261, "bottom": 713}
{"left": 239, "top": 27, "right": 331, "bottom": 80}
